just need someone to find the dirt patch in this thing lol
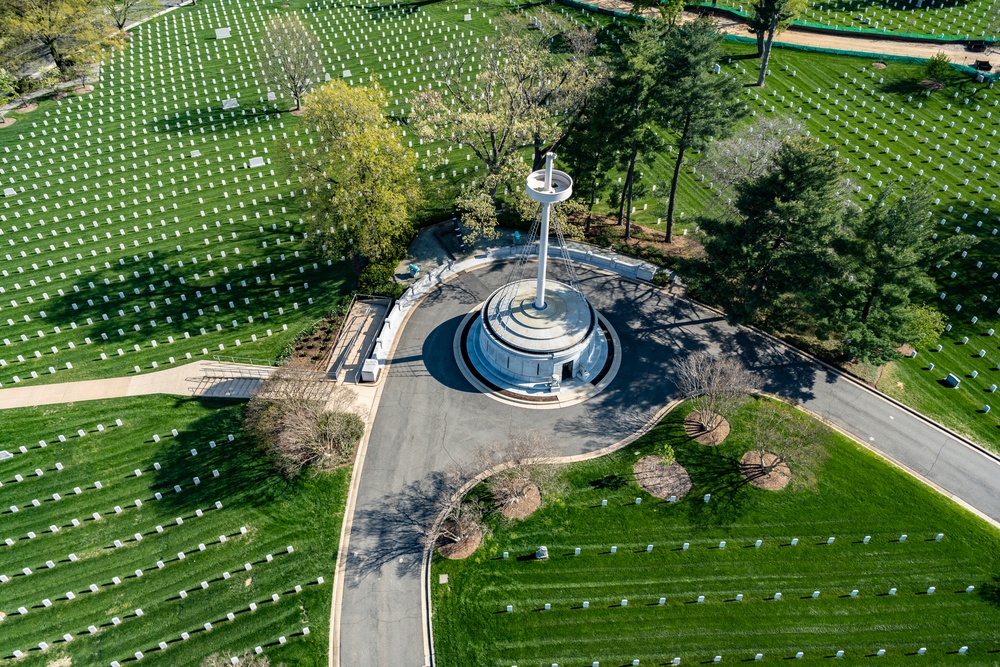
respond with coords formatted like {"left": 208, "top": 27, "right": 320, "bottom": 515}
{"left": 896, "top": 343, "right": 915, "bottom": 356}
{"left": 74, "top": 85, "right": 94, "bottom": 95}
{"left": 15, "top": 102, "right": 38, "bottom": 114}
{"left": 0, "top": 117, "right": 15, "bottom": 129}
{"left": 499, "top": 481, "right": 541, "bottom": 520}
{"left": 290, "top": 108, "right": 305, "bottom": 116}
{"left": 633, "top": 455, "right": 692, "bottom": 500}
{"left": 437, "top": 522, "right": 483, "bottom": 560}
{"left": 920, "top": 80, "right": 945, "bottom": 90}
{"left": 580, "top": 216, "right": 706, "bottom": 264}
{"left": 740, "top": 451, "right": 791, "bottom": 490}
{"left": 286, "top": 311, "right": 346, "bottom": 370}
{"left": 684, "top": 410, "right": 730, "bottom": 446}
{"left": 47, "top": 658, "right": 72, "bottom": 667}
{"left": 872, "top": 61, "right": 887, "bottom": 69}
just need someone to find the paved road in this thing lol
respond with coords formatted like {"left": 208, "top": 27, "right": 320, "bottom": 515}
{"left": 338, "top": 263, "right": 1000, "bottom": 667}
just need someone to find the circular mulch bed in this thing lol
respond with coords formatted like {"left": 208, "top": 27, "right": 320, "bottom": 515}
{"left": 437, "top": 522, "right": 483, "bottom": 560}
{"left": 0, "top": 117, "right": 15, "bottom": 129}
{"left": 872, "top": 61, "right": 887, "bottom": 69}
{"left": 499, "top": 480, "right": 541, "bottom": 520}
{"left": 74, "top": 85, "right": 94, "bottom": 95}
{"left": 740, "top": 451, "right": 791, "bottom": 490}
{"left": 289, "top": 108, "right": 305, "bottom": 116}
{"left": 684, "top": 410, "right": 730, "bottom": 446}
{"left": 15, "top": 103, "right": 38, "bottom": 114}
{"left": 634, "top": 455, "right": 692, "bottom": 500}
{"left": 919, "top": 79, "right": 944, "bottom": 91}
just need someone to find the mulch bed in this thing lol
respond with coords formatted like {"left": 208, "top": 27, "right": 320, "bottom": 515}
{"left": 740, "top": 451, "right": 791, "bottom": 491}
{"left": 499, "top": 481, "right": 541, "bottom": 520}
{"left": 437, "top": 522, "right": 483, "bottom": 560}
{"left": 919, "top": 80, "right": 945, "bottom": 90}
{"left": 74, "top": 85, "right": 94, "bottom": 95}
{"left": 633, "top": 455, "right": 692, "bottom": 500}
{"left": 684, "top": 410, "right": 730, "bottom": 446}
{"left": 0, "top": 117, "right": 15, "bottom": 129}
{"left": 14, "top": 103, "right": 38, "bottom": 114}
{"left": 872, "top": 62, "right": 887, "bottom": 69}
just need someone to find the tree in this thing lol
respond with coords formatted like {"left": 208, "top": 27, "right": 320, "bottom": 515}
{"left": 101, "top": 0, "right": 159, "bottom": 32}
{"left": 479, "top": 432, "right": 561, "bottom": 516}
{"left": 923, "top": 52, "right": 952, "bottom": 86}
{"left": 741, "top": 399, "right": 827, "bottom": 491}
{"left": 409, "top": 9, "right": 603, "bottom": 238}
{"left": 691, "top": 136, "right": 853, "bottom": 328}
{"left": 698, "top": 114, "right": 803, "bottom": 205}
{"left": 748, "top": 0, "right": 806, "bottom": 87}
{"left": 244, "top": 367, "right": 365, "bottom": 479}
{"left": 675, "top": 352, "right": 762, "bottom": 434}
{"left": 437, "top": 498, "right": 488, "bottom": 547}
{"left": 629, "top": 0, "right": 684, "bottom": 23}
{"left": 257, "top": 12, "right": 324, "bottom": 112}
{"left": 818, "top": 184, "right": 972, "bottom": 364}
{"left": 202, "top": 653, "right": 280, "bottom": 667}
{"left": 659, "top": 16, "right": 747, "bottom": 242}
{"left": 600, "top": 21, "right": 666, "bottom": 240}
{"left": 0, "top": 0, "right": 118, "bottom": 77}
{"left": 0, "top": 67, "right": 15, "bottom": 123}
{"left": 560, "top": 99, "right": 616, "bottom": 234}
{"left": 298, "top": 79, "right": 419, "bottom": 265}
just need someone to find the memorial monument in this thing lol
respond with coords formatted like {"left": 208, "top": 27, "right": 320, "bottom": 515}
{"left": 462, "top": 153, "right": 612, "bottom": 397}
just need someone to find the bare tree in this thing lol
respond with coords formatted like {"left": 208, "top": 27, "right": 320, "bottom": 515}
{"left": 409, "top": 9, "right": 605, "bottom": 241}
{"left": 257, "top": 12, "right": 324, "bottom": 111}
{"left": 244, "top": 367, "right": 365, "bottom": 479}
{"left": 741, "top": 399, "right": 827, "bottom": 491}
{"left": 102, "top": 0, "right": 160, "bottom": 32}
{"left": 480, "top": 431, "right": 561, "bottom": 515}
{"left": 438, "top": 498, "right": 489, "bottom": 546}
{"left": 675, "top": 352, "right": 763, "bottom": 434}
{"left": 202, "top": 652, "right": 280, "bottom": 667}
{"left": 699, "top": 115, "right": 803, "bottom": 204}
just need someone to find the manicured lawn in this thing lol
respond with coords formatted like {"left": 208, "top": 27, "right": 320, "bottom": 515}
{"left": 0, "top": 395, "right": 349, "bottom": 666}
{"left": 691, "top": 0, "right": 997, "bottom": 39}
{"left": 432, "top": 398, "right": 1000, "bottom": 666}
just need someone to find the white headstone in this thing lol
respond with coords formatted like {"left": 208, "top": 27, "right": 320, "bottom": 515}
{"left": 248, "top": 157, "right": 266, "bottom": 169}
{"left": 215, "top": 27, "right": 231, "bottom": 39}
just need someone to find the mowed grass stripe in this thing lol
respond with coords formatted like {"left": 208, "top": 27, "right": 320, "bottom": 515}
{"left": 432, "top": 398, "right": 1000, "bottom": 666}
{"left": 0, "top": 395, "right": 347, "bottom": 666}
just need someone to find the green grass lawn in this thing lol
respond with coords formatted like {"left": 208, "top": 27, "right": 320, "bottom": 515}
{"left": 687, "top": 0, "right": 998, "bottom": 40}
{"left": 0, "top": 395, "right": 349, "bottom": 666}
{"left": 0, "top": 0, "right": 996, "bottom": 482}
{"left": 600, "top": 37, "right": 1000, "bottom": 452}
{"left": 432, "top": 398, "right": 1000, "bottom": 666}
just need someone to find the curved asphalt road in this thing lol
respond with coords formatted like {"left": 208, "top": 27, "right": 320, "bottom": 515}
{"left": 338, "top": 262, "right": 1000, "bottom": 667}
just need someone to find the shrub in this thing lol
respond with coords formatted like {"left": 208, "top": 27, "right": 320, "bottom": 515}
{"left": 923, "top": 53, "right": 951, "bottom": 84}
{"left": 244, "top": 368, "right": 364, "bottom": 479}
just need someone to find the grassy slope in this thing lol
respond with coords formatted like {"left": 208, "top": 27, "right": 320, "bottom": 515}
{"left": 432, "top": 398, "right": 1000, "bottom": 666}
{"left": 697, "top": 0, "right": 997, "bottom": 40}
{"left": 0, "top": 395, "right": 349, "bottom": 666}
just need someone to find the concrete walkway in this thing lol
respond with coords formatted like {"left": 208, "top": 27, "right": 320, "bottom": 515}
{"left": 336, "top": 261, "right": 1000, "bottom": 667}
{"left": 0, "top": 360, "right": 275, "bottom": 408}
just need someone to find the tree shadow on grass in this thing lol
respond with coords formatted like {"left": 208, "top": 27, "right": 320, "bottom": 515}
{"left": 653, "top": 411, "right": 758, "bottom": 525}
{"left": 149, "top": 397, "right": 297, "bottom": 514}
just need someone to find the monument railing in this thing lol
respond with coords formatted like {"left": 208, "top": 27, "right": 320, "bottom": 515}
{"left": 363, "top": 242, "right": 661, "bottom": 372}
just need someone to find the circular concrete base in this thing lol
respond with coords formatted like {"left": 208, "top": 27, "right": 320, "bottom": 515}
{"left": 454, "top": 307, "right": 620, "bottom": 409}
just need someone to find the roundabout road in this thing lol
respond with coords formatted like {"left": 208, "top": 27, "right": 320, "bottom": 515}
{"left": 337, "top": 261, "right": 1000, "bottom": 667}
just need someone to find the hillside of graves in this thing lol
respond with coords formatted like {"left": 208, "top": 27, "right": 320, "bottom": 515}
{"left": 0, "top": 395, "right": 348, "bottom": 666}
{"left": 1, "top": 0, "right": 997, "bottom": 446}
{"left": 432, "top": 397, "right": 1000, "bottom": 666}
{"left": 694, "top": 0, "right": 998, "bottom": 40}
{"left": 599, "top": 41, "right": 1000, "bottom": 452}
